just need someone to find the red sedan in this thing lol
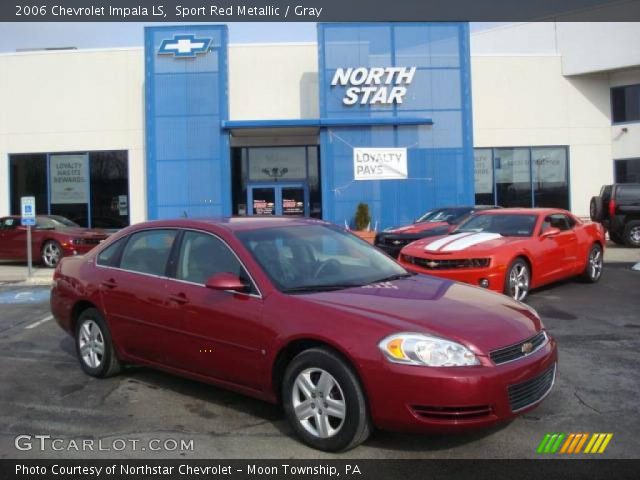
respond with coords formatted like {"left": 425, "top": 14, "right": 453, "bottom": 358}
{"left": 0, "top": 215, "right": 110, "bottom": 267}
{"left": 399, "top": 208, "right": 606, "bottom": 301}
{"left": 51, "top": 217, "right": 557, "bottom": 451}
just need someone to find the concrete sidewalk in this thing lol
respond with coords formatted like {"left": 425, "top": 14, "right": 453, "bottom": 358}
{"left": 0, "top": 261, "right": 54, "bottom": 285}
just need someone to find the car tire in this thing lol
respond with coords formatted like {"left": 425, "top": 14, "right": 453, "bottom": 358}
{"left": 282, "top": 347, "right": 371, "bottom": 452}
{"left": 589, "top": 196, "right": 604, "bottom": 222}
{"left": 623, "top": 221, "right": 640, "bottom": 248}
{"left": 609, "top": 231, "right": 625, "bottom": 245}
{"left": 75, "top": 308, "right": 122, "bottom": 378}
{"left": 504, "top": 258, "right": 530, "bottom": 302}
{"left": 41, "top": 240, "right": 63, "bottom": 268}
{"left": 582, "top": 243, "right": 603, "bottom": 283}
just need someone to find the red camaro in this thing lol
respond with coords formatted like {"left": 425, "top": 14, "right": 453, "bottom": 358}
{"left": 0, "top": 215, "right": 110, "bottom": 267}
{"left": 399, "top": 208, "right": 606, "bottom": 302}
{"left": 51, "top": 217, "right": 557, "bottom": 451}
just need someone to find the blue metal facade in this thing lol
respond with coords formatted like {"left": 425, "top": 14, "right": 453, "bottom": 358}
{"left": 318, "top": 23, "right": 474, "bottom": 229}
{"left": 144, "top": 23, "right": 473, "bottom": 228}
{"left": 145, "top": 25, "right": 230, "bottom": 219}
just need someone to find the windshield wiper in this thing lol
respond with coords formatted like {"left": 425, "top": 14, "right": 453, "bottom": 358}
{"left": 282, "top": 284, "right": 362, "bottom": 294}
{"left": 370, "top": 273, "right": 414, "bottom": 283}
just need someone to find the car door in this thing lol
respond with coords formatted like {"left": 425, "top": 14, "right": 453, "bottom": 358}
{"left": 537, "top": 214, "right": 578, "bottom": 283}
{"left": 0, "top": 217, "right": 27, "bottom": 260}
{"left": 164, "top": 229, "right": 266, "bottom": 390}
{"left": 96, "top": 229, "right": 180, "bottom": 365}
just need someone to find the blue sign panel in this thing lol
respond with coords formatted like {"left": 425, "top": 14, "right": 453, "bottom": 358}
{"left": 317, "top": 23, "right": 474, "bottom": 229}
{"left": 144, "top": 25, "right": 230, "bottom": 219}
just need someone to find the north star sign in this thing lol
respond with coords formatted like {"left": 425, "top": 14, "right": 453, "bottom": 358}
{"left": 158, "top": 34, "right": 212, "bottom": 57}
{"left": 331, "top": 67, "right": 416, "bottom": 105}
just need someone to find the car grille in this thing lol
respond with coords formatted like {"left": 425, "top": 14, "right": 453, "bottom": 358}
{"left": 411, "top": 404, "right": 493, "bottom": 421}
{"left": 490, "top": 331, "right": 548, "bottom": 365}
{"left": 508, "top": 363, "right": 556, "bottom": 412}
{"left": 375, "top": 236, "right": 409, "bottom": 248}
{"left": 73, "top": 238, "right": 105, "bottom": 245}
{"left": 401, "top": 255, "right": 490, "bottom": 270}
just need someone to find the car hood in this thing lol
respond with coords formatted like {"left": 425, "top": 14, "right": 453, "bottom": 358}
{"left": 302, "top": 275, "right": 542, "bottom": 354}
{"left": 404, "top": 231, "right": 528, "bottom": 255}
{"left": 386, "top": 221, "right": 450, "bottom": 235}
{"left": 56, "top": 227, "right": 110, "bottom": 238}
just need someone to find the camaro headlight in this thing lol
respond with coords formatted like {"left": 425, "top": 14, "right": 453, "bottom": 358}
{"left": 378, "top": 333, "right": 480, "bottom": 367}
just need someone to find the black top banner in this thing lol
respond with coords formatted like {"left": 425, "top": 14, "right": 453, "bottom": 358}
{"left": 3, "top": 0, "right": 640, "bottom": 22}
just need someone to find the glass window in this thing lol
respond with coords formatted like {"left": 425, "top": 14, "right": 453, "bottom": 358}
{"left": 307, "top": 146, "right": 322, "bottom": 219}
{"left": 237, "top": 224, "right": 408, "bottom": 292}
{"left": 615, "top": 158, "right": 640, "bottom": 183}
{"left": 474, "top": 148, "right": 494, "bottom": 205}
{"left": 89, "top": 151, "right": 129, "bottom": 229}
{"left": 495, "top": 148, "right": 531, "bottom": 207}
{"left": 532, "top": 147, "right": 569, "bottom": 209}
{"left": 248, "top": 147, "right": 307, "bottom": 181}
{"left": 456, "top": 213, "right": 537, "bottom": 237}
{"left": 120, "top": 230, "right": 177, "bottom": 276}
{"left": 1, "top": 218, "right": 17, "bottom": 229}
{"left": 612, "top": 84, "right": 640, "bottom": 123}
{"left": 9, "top": 154, "right": 47, "bottom": 217}
{"left": 97, "top": 237, "right": 126, "bottom": 267}
{"left": 176, "top": 231, "right": 254, "bottom": 292}
{"left": 545, "top": 214, "right": 573, "bottom": 231}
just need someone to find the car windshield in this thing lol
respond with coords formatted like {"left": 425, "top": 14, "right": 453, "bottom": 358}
{"left": 416, "top": 208, "right": 469, "bottom": 224}
{"left": 236, "top": 224, "right": 411, "bottom": 293}
{"left": 37, "top": 216, "right": 80, "bottom": 229}
{"left": 454, "top": 213, "right": 538, "bottom": 237}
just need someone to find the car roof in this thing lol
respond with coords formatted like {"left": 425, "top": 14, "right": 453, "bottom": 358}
{"left": 127, "top": 216, "right": 330, "bottom": 233}
{"left": 474, "top": 208, "right": 567, "bottom": 216}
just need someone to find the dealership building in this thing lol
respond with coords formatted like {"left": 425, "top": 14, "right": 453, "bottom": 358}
{"left": 0, "top": 22, "right": 639, "bottom": 229}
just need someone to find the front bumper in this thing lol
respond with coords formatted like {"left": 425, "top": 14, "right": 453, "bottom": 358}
{"left": 363, "top": 335, "right": 558, "bottom": 433}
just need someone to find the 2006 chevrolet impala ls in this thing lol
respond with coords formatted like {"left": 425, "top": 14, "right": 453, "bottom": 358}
{"left": 51, "top": 217, "right": 557, "bottom": 451}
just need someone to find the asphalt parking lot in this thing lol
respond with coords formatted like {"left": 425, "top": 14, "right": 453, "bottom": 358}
{"left": 0, "top": 251, "right": 638, "bottom": 459}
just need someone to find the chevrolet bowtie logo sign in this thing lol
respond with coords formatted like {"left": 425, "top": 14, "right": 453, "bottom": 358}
{"left": 158, "top": 34, "right": 212, "bottom": 58}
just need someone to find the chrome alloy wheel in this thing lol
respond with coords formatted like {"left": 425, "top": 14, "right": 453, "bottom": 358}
{"left": 78, "top": 320, "right": 105, "bottom": 369}
{"left": 630, "top": 226, "right": 640, "bottom": 244}
{"left": 42, "top": 241, "right": 61, "bottom": 267}
{"left": 589, "top": 247, "right": 603, "bottom": 281}
{"left": 508, "top": 263, "right": 530, "bottom": 301}
{"left": 292, "top": 368, "right": 346, "bottom": 439}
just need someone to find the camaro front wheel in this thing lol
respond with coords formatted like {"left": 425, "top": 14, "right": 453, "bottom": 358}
{"left": 41, "top": 240, "right": 62, "bottom": 268}
{"left": 282, "top": 348, "right": 371, "bottom": 452}
{"left": 75, "top": 308, "right": 122, "bottom": 378}
{"left": 504, "top": 258, "right": 530, "bottom": 302}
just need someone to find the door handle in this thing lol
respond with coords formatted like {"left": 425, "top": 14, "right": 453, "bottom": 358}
{"left": 169, "top": 293, "right": 189, "bottom": 304}
{"left": 101, "top": 278, "right": 117, "bottom": 289}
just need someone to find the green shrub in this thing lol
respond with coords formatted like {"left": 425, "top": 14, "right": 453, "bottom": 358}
{"left": 354, "top": 203, "right": 371, "bottom": 231}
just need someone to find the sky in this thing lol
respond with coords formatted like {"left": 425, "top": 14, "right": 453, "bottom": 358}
{"left": 0, "top": 22, "right": 508, "bottom": 52}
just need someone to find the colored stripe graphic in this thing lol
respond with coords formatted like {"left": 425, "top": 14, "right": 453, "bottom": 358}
{"left": 539, "top": 433, "right": 613, "bottom": 455}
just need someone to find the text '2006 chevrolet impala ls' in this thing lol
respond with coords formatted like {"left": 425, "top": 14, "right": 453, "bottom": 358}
{"left": 51, "top": 217, "right": 557, "bottom": 451}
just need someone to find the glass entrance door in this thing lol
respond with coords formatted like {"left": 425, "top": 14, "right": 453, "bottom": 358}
{"left": 248, "top": 183, "right": 308, "bottom": 216}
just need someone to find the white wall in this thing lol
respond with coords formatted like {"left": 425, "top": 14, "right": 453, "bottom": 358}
{"left": 228, "top": 43, "right": 319, "bottom": 120}
{"left": 471, "top": 23, "right": 559, "bottom": 55}
{"left": 0, "top": 47, "right": 146, "bottom": 223}
{"left": 471, "top": 55, "right": 613, "bottom": 216}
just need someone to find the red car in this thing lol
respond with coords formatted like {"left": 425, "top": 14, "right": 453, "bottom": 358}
{"left": 399, "top": 208, "right": 606, "bottom": 302}
{"left": 0, "top": 215, "right": 109, "bottom": 267}
{"left": 51, "top": 217, "right": 557, "bottom": 451}
{"left": 375, "top": 206, "right": 499, "bottom": 258}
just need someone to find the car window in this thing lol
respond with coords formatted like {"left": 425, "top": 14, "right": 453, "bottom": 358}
{"left": 96, "top": 237, "right": 127, "bottom": 267}
{"left": 175, "top": 231, "right": 256, "bottom": 293}
{"left": 617, "top": 185, "right": 640, "bottom": 203}
{"left": 1, "top": 218, "right": 16, "bottom": 229}
{"left": 455, "top": 214, "right": 537, "bottom": 237}
{"left": 119, "top": 229, "right": 177, "bottom": 277}
{"left": 547, "top": 214, "right": 572, "bottom": 231}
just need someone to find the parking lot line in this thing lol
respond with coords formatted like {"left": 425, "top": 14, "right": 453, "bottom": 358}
{"left": 24, "top": 315, "right": 53, "bottom": 329}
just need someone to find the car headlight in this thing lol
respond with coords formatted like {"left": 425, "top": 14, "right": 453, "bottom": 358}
{"left": 378, "top": 333, "right": 480, "bottom": 367}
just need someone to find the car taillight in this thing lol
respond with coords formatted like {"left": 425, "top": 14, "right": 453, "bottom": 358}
{"left": 609, "top": 199, "right": 616, "bottom": 217}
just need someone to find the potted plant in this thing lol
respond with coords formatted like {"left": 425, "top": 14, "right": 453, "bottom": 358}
{"left": 351, "top": 203, "right": 376, "bottom": 244}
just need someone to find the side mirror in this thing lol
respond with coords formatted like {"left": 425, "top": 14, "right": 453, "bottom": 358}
{"left": 205, "top": 272, "right": 248, "bottom": 293}
{"left": 541, "top": 227, "right": 561, "bottom": 239}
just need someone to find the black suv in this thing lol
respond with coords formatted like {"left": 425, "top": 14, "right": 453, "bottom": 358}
{"left": 590, "top": 184, "right": 640, "bottom": 247}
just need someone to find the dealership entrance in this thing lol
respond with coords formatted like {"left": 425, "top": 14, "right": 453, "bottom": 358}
{"left": 248, "top": 183, "right": 308, "bottom": 216}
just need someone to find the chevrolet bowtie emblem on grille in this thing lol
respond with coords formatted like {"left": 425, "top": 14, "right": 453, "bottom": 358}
{"left": 392, "top": 240, "right": 403, "bottom": 245}
{"left": 158, "top": 34, "right": 212, "bottom": 57}
{"left": 521, "top": 342, "right": 534, "bottom": 354}
{"left": 426, "top": 261, "right": 439, "bottom": 268}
